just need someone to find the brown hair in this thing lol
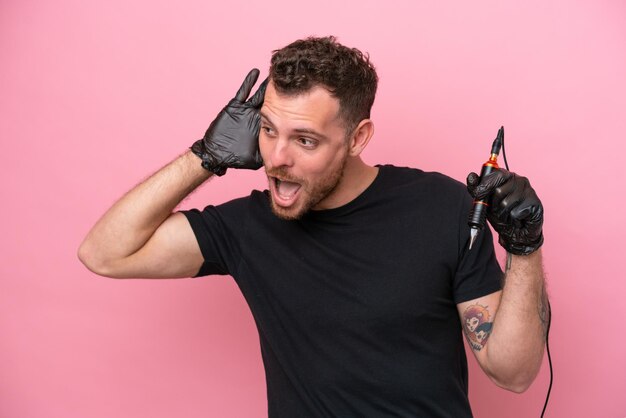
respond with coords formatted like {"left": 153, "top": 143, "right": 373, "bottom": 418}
{"left": 269, "top": 36, "right": 378, "bottom": 133}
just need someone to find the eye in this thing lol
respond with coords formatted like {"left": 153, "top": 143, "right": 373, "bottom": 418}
{"left": 297, "top": 137, "right": 317, "bottom": 148}
{"left": 261, "top": 126, "right": 276, "bottom": 136}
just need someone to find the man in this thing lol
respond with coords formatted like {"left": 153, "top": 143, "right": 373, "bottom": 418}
{"left": 78, "top": 36, "right": 549, "bottom": 417}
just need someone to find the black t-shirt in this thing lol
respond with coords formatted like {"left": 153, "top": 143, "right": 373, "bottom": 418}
{"left": 181, "top": 165, "right": 502, "bottom": 417}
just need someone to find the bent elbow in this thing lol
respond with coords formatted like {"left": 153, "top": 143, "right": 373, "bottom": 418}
{"left": 77, "top": 241, "right": 120, "bottom": 279}
{"left": 489, "top": 372, "right": 537, "bottom": 394}
{"left": 494, "top": 379, "right": 532, "bottom": 394}
{"left": 483, "top": 346, "right": 544, "bottom": 394}
{"left": 77, "top": 241, "right": 94, "bottom": 269}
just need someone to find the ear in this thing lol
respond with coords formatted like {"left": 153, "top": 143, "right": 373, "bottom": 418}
{"left": 347, "top": 119, "right": 375, "bottom": 157}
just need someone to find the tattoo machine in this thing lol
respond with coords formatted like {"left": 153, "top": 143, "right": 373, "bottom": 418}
{"left": 467, "top": 126, "right": 508, "bottom": 250}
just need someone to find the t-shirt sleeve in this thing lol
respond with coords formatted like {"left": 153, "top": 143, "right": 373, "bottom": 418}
{"left": 452, "top": 192, "right": 504, "bottom": 304}
{"left": 178, "top": 197, "right": 248, "bottom": 278}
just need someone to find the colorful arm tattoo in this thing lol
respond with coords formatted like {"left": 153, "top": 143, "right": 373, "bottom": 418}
{"left": 462, "top": 303, "right": 493, "bottom": 351}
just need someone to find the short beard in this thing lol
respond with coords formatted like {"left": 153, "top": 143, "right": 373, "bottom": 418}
{"left": 267, "top": 155, "right": 348, "bottom": 221}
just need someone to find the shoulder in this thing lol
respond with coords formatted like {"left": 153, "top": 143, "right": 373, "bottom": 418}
{"left": 182, "top": 189, "right": 269, "bottom": 224}
{"left": 218, "top": 190, "right": 268, "bottom": 211}
{"left": 194, "top": 189, "right": 271, "bottom": 220}
{"left": 179, "top": 190, "right": 274, "bottom": 252}
{"left": 377, "top": 164, "right": 468, "bottom": 202}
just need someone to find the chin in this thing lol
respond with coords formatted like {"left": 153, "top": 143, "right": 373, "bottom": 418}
{"left": 269, "top": 201, "right": 307, "bottom": 220}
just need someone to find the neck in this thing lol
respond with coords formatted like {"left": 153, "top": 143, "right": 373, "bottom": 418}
{"left": 313, "top": 157, "right": 378, "bottom": 210}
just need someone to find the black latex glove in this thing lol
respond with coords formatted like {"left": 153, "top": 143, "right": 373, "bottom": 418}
{"left": 467, "top": 169, "right": 544, "bottom": 255}
{"left": 191, "top": 69, "right": 268, "bottom": 176}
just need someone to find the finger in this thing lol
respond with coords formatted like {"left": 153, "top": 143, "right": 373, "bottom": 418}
{"left": 509, "top": 188, "right": 543, "bottom": 224}
{"left": 249, "top": 77, "right": 268, "bottom": 108}
{"left": 472, "top": 169, "right": 513, "bottom": 200}
{"left": 493, "top": 190, "right": 523, "bottom": 224}
{"left": 489, "top": 173, "right": 520, "bottom": 209}
{"left": 492, "top": 177, "right": 538, "bottom": 226}
{"left": 466, "top": 172, "right": 480, "bottom": 196}
{"left": 466, "top": 172, "right": 480, "bottom": 187}
{"left": 234, "top": 68, "right": 260, "bottom": 102}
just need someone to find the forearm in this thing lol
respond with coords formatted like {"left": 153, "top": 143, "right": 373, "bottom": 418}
{"left": 485, "top": 249, "right": 549, "bottom": 392}
{"left": 78, "top": 151, "right": 211, "bottom": 271}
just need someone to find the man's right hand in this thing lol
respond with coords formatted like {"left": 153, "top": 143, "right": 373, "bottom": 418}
{"left": 191, "top": 68, "right": 268, "bottom": 176}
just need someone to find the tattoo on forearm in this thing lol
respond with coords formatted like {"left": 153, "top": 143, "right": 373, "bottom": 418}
{"left": 462, "top": 304, "right": 493, "bottom": 351}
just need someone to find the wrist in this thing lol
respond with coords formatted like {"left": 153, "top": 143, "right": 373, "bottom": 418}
{"left": 508, "top": 247, "right": 542, "bottom": 262}
{"left": 504, "top": 249, "right": 544, "bottom": 286}
{"left": 183, "top": 150, "right": 214, "bottom": 182}
{"left": 499, "top": 233, "right": 544, "bottom": 256}
{"left": 189, "top": 140, "right": 227, "bottom": 176}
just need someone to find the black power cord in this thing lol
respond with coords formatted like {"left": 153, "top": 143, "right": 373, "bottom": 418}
{"left": 500, "top": 132, "right": 554, "bottom": 418}
{"left": 541, "top": 301, "right": 553, "bottom": 418}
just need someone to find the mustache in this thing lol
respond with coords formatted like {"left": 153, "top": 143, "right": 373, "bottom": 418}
{"left": 265, "top": 166, "right": 305, "bottom": 184}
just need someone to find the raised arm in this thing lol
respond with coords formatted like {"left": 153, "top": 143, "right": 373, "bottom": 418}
{"left": 459, "top": 169, "right": 549, "bottom": 392}
{"left": 78, "top": 69, "right": 267, "bottom": 279}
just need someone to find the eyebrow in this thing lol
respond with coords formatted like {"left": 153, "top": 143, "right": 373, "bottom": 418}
{"left": 260, "top": 111, "right": 328, "bottom": 140}
{"left": 259, "top": 111, "right": 274, "bottom": 125}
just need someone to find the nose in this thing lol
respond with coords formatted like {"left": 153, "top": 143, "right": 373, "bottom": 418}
{"left": 265, "top": 137, "right": 294, "bottom": 168}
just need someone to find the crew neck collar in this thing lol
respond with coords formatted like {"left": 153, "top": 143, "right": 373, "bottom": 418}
{"left": 301, "top": 164, "right": 386, "bottom": 220}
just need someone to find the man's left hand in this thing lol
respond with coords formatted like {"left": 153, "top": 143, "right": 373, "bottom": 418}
{"left": 467, "top": 169, "right": 544, "bottom": 255}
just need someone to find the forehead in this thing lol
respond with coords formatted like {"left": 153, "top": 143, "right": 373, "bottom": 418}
{"left": 261, "top": 81, "right": 343, "bottom": 131}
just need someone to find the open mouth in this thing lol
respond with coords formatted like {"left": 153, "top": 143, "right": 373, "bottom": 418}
{"left": 271, "top": 176, "right": 302, "bottom": 206}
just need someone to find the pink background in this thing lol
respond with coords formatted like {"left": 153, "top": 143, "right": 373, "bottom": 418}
{"left": 2, "top": 1, "right": 625, "bottom": 417}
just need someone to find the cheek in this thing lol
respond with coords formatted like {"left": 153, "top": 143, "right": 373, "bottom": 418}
{"left": 302, "top": 153, "right": 343, "bottom": 183}
{"left": 314, "top": 144, "right": 348, "bottom": 169}
{"left": 303, "top": 157, "right": 332, "bottom": 176}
